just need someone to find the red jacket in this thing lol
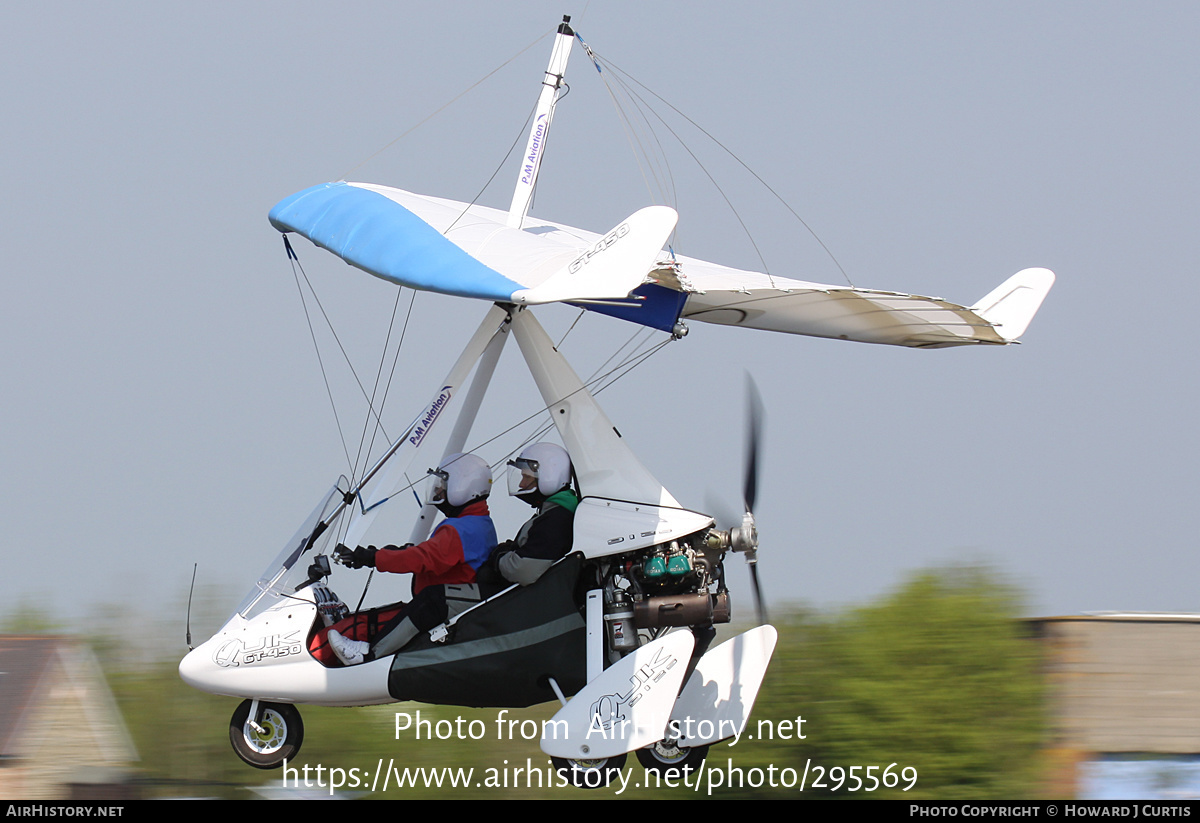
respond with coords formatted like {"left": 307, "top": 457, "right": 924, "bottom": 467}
{"left": 374, "top": 501, "right": 495, "bottom": 595}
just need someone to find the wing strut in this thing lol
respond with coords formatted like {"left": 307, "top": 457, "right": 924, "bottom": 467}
{"left": 406, "top": 315, "right": 511, "bottom": 544}
{"left": 338, "top": 304, "right": 512, "bottom": 548}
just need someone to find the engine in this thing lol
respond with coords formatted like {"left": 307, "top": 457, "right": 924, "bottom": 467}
{"left": 598, "top": 527, "right": 731, "bottom": 662}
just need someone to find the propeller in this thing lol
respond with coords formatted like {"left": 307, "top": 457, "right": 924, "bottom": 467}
{"left": 708, "top": 374, "right": 767, "bottom": 625}
{"left": 738, "top": 375, "right": 766, "bottom": 625}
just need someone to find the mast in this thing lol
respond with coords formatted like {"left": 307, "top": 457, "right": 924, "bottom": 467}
{"left": 506, "top": 15, "right": 574, "bottom": 229}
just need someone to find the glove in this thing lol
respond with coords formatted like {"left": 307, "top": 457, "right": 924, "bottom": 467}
{"left": 334, "top": 543, "right": 378, "bottom": 569}
{"left": 488, "top": 540, "right": 518, "bottom": 575}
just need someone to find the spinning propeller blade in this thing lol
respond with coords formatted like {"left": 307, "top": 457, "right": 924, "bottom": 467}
{"left": 744, "top": 375, "right": 763, "bottom": 516}
{"left": 749, "top": 563, "right": 767, "bottom": 626}
{"left": 737, "top": 374, "right": 767, "bottom": 625}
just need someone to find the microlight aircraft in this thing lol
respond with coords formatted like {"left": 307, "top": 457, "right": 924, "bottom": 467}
{"left": 179, "top": 17, "right": 1054, "bottom": 787}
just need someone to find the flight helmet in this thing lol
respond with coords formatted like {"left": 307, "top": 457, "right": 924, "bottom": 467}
{"left": 428, "top": 452, "right": 493, "bottom": 507}
{"left": 507, "top": 442, "right": 572, "bottom": 499}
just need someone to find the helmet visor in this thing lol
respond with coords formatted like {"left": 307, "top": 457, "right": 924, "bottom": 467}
{"left": 506, "top": 458, "right": 540, "bottom": 497}
{"left": 426, "top": 467, "right": 449, "bottom": 505}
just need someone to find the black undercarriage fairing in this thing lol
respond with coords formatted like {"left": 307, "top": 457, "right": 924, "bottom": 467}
{"left": 387, "top": 554, "right": 587, "bottom": 708}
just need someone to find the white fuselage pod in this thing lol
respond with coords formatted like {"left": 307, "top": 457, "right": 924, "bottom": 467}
{"left": 573, "top": 498, "right": 714, "bottom": 559}
{"left": 178, "top": 586, "right": 393, "bottom": 707}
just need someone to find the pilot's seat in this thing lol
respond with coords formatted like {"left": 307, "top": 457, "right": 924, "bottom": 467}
{"left": 387, "top": 552, "right": 586, "bottom": 707}
{"left": 308, "top": 554, "right": 586, "bottom": 708}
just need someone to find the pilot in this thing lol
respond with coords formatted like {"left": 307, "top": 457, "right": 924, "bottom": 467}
{"left": 327, "top": 452, "right": 497, "bottom": 665}
{"left": 489, "top": 442, "right": 578, "bottom": 585}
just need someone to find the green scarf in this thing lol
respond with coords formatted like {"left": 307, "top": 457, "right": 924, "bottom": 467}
{"left": 546, "top": 489, "right": 580, "bottom": 513}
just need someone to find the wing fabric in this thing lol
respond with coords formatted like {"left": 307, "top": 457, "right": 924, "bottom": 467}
{"left": 672, "top": 258, "right": 1054, "bottom": 348}
{"left": 270, "top": 182, "right": 1052, "bottom": 347}
{"left": 269, "top": 182, "right": 525, "bottom": 301}
{"left": 269, "top": 182, "right": 677, "bottom": 306}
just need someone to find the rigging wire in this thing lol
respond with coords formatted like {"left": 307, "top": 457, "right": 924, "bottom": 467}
{"left": 595, "top": 56, "right": 775, "bottom": 286}
{"left": 286, "top": 238, "right": 353, "bottom": 473}
{"left": 446, "top": 100, "right": 538, "bottom": 235}
{"left": 338, "top": 27, "right": 556, "bottom": 181}
{"left": 353, "top": 568, "right": 375, "bottom": 613}
{"left": 590, "top": 329, "right": 663, "bottom": 395}
{"left": 351, "top": 286, "right": 408, "bottom": 486}
{"left": 334, "top": 99, "right": 543, "bottom": 493}
{"left": 584, "top": 323, "right": 654, "bottom": 387}
{"left": 555, "top": 309, "right": 587, "bottom": 348}
{"left": 500, "top": 328, "right": 670, "bottom": 464}
{"left": 302, "top": 38, "right": 553, "bottom": 486}
{"left": 489, "top": 333, "right": 673, "bottom": 464}
{"left": 590, "top": 57, "right": 667, "bottom": 208}
{"left": 359, "top": 288, "right": 418, "bottom": 483}
{"left": 595, "top": 51, "right": 856, "bottom": 288}
{"left": 499, "top": 322, "right": 660, "bottom": 462}
{"left": 285, "top": 240, "right": 392, "bottom": 447}
{"left": 576, "top": 32, "right": 678, "bottom": 215}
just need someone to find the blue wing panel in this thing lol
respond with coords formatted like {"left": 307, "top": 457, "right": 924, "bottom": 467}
{"left": 269, "top": 183, "right": 523, "bottom": 301}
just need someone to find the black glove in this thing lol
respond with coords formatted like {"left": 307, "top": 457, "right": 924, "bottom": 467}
{"left": 488, "top": 540, "right": 518, "bottom": 575}
{"left": 334, "top": 543, "right": 378, "bottom": 569}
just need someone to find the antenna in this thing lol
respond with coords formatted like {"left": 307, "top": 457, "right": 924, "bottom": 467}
{"left": 185, "top": 563, "right": 198, "bottom": 650}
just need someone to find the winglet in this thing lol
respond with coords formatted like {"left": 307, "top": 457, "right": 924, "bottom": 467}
{"left": 511, "top": 206, "right": 678, "bottom": 305}
{"left": 972, "top": 268, "right": 1055, "bottom": 342}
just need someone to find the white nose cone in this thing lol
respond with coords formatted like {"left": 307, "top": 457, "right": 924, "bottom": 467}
{"left": 179, "top": 642, "right": 227, "bottom": 694}
{"left": 179, "top": 645, "right": 205, "bottom": 687}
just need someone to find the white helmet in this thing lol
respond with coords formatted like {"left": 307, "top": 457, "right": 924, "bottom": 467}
{"left": 428, "top": 452, "right": 493, "bottom": 507}
{"left": 507, "top": 442, "right": 572, "bottom": 498}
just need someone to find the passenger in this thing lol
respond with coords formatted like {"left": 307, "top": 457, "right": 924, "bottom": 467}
{"left": 489, "top": 442, "right": 578, "bottom": 586}
{"left": 327, "top": 452, "right": 497, "bottom": 665}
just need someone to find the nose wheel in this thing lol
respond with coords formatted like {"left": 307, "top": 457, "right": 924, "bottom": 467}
{"left": 551, "top": 753, "right": 627, "bottom": 789}
{"left": 229, "top": 699, "right": 304, "bottom": 769}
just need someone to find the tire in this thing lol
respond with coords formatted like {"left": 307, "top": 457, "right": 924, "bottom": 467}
{"left": 229, "top": 700, "right": 304, "bottom": 769}
{"left": 636, "top": 740, "right": 709, "bottom": 776}
{"left": 551, "top": 753, "right": 628, "bottom": 789}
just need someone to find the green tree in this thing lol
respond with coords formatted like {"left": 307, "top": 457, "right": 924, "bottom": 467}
{"left": 747, "top": 565, "right": 1045, "bottom": 799}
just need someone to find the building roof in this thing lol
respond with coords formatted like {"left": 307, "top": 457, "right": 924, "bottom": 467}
{"left": 0, "top": 636, "right": 59, "bottom": 757}
{"left": 1036, "top": 612, "right": 1200, "bottom": 623}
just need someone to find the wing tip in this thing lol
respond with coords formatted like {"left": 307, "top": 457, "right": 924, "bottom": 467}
{"left": 973, "top": 268, "right": 1056, "bottom": 342}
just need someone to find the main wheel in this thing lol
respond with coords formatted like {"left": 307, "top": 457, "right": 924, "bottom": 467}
{"left": 229, "top": 700, "right": 304, "bottom": 769}
{"left": 636, "top": 740, "right": 709, "bottom": 776}
{"left": 551, "top": 753, "right": 628, "bottom": 789}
